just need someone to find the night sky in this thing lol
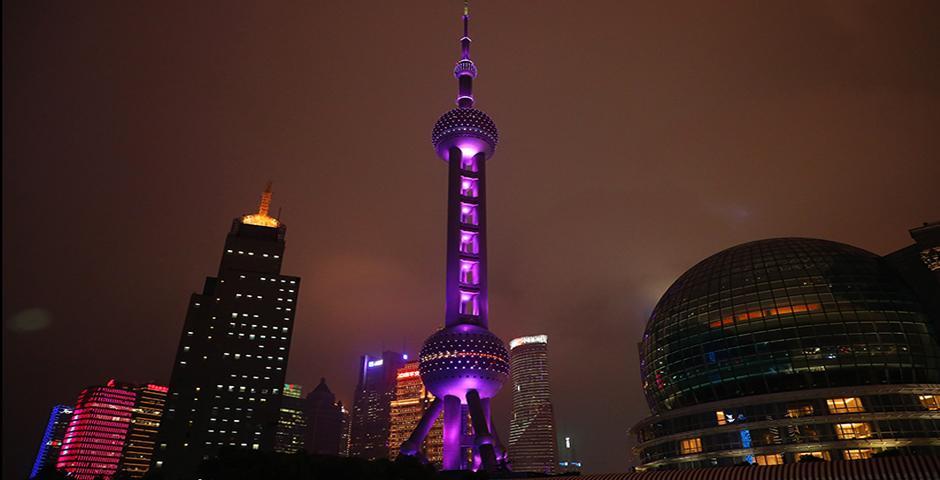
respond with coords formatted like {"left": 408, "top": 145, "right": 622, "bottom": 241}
{"left": 3, "top": 1, "right": 939, "bottom": 477}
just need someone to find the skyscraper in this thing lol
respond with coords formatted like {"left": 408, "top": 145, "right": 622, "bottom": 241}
{"left": 389, "top": 361, "right": 443, "bottom": 465}
{"left": 57, "top": 381, "right": 138, "bottom": 480}
{"left": 303, "top": 378, "right": 346, "bottom": 455}
{"left": 508, "top": 335, "right": 558, "bottom": 474}
{"left": 154, "top": 185, "right": 301, "bottom": 478}
{"left": 400, "top": 3, "right": 511, "bottom": 473}
{"left": 349, "top": 351, "right": 406, "bottom": 460}
{"left": 273, "top": 384, "right": 306, "bottom": 454}
{"left": 121, "top": 383, "right": 168, "bottom": 478}
{"left": 29, "top": 404, "right": 73, "bottom": 478}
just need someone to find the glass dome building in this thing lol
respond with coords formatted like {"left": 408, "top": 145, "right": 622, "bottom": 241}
{"left": 631, "top": 238, "right": 940, "bottom": 469}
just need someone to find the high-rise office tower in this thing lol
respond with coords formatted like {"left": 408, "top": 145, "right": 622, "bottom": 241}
{"left": 389, "top": 361, "right": 443, "bottom": 465}
{"left": 508, "top": 335, "right": 558, "bottom": 474}
{"left": 29, "top": 404, "right": 74, "bottom": 478}
{"left": 400, "top": 3, "right": 511, "bottom": 473}
{"left": 57, "top": 381, "right": 138, "bottom": 480}
{"left": 339, "top": 403, "right": 351, "bottom": 456}
{"left": 274, "top": 383, "right": 306, "bottom": 454}
{"left": 154, "top": 186, "right": 301, "bottom": 478}
{"left": 349, "top": 352, "right": 406, "bottom": 459}
{"left": 121, "top": 383, "right": 168, "bottom": 478}
{"left": 303, "top": 378, "right": 346, "bottom": 455}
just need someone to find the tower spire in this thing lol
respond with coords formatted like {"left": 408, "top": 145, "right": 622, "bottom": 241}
{"left": 241, "top": 182, "right": 280, "bottom": 228}
{"left": 259, "top": 181, "right": 273, "bottom": 216}
{"left": 454, "top": 1, "right": 477, "bottom": 108}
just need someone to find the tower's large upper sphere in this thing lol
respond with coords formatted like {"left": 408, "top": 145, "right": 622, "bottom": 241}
{"left": 640, "top": 237, "right": 940, "bottom": 415}
{"left": 419, "top": 324, "right": 509, "bottom": 401}
{"left": 432, "top": 108, "right": 498, "bottom": 161}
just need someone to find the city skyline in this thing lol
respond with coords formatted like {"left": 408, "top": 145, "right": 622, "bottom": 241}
{"left": 3, "top": 1, "right": 939, "bottom": 478}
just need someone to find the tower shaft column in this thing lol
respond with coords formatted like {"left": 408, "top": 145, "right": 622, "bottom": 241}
{"left": 445, "top": 148, "right": 488, "bottom": 328}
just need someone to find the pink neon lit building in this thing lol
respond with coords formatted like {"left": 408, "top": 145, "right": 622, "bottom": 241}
{"left": 56, "top": 381, "right": 137, "bottom": 480}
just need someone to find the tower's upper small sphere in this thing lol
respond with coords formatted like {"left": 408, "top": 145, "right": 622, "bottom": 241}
{"left": 431, "top": 108, "right": 498, "bottom": 161}
{"left": 454, "top": 59, "right": 478, "bottom": 79}
{"left": 419, "top": 324, "right": 509, "bottom": 402}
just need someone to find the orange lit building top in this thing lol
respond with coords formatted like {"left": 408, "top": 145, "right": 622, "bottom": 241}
{"left": 241, "top": 183, "right": 280, "bottom": 228}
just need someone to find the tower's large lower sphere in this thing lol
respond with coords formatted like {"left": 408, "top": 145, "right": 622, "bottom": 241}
{"left": 419, "top": 324, "right": 509, "bottom": 401}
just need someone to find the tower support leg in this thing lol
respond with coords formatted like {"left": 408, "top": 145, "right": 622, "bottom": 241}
{"left": 466, "top": 389, "right": 498, "bottom": 471}
{"left": 482, "top": 397, "right": 506, "bottom": 462}
{"left": 442, "top": 395, "right": 464, "bottom": 470}
{"left": 400, "top": 397, "right": 443, "bottom": 458}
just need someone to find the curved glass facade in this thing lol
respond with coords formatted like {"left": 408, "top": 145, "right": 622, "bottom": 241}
{"left": 633, "top": 238, "right": 940, "bottom": 469}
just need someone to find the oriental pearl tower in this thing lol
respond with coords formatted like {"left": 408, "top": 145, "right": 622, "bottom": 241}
{"left": 399, "top": 2, "right": 509, "bottom": 472}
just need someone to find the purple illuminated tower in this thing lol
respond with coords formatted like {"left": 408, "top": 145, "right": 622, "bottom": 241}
{"left": 399, "top": 3, "right": 510, "bottom": 472}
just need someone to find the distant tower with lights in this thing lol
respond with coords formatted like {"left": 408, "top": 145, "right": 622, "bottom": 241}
{"left": 508, "top": 335, "right": 559, "bottom": 474}
{"left": 399, "top": 2, "right": 510, "bottom": 472}
{"left": 153, "top": 185, "right": 301, "bottom": 479}
{"left": 349, "top": 351, "right": 407, "bottom": 460}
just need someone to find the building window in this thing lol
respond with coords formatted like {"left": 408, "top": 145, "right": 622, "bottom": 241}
{"left": 843, "top": 449, "right": 873, "bottom": 460}
{"left": 715, "top": 411, "right": 727, "bottom": 425}
{"left": 460, "top": 231, "right": 479, "bottom": 255}
{"left": 460, "top": 155, "right": 478, "bottom": 172}
{"left": 679, "top": 438, "right": 702, "bottom": 455}
{"left": 827, "top": 397, "right": 864, "bottom": 414}
{"left": 834, "top": 422, "right": 871, "bottom": 440}
{"left": 755, "top": 454, "right": 784, "bottom": 465}
{"left": 459, "top": 260, "right": 479, "bottom": 285}
{"left": 787, "top": 404, "right": 814, "bottom": 417}
{"left": 797, "top": 451, "right": 830, "bottom": 462}
{"left": 460, "top": 203, "right": 478, "bottom": 226}
{"left": 460, "top": 177, "right": 479, "bottom": 197}
{"left": 459, "top": 291, "right": 479, "bottom": 316}
{"left": 918, "top": 395, "right": 940, "bottom": 411}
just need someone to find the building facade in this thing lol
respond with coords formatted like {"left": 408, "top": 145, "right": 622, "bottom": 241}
{"left": 29, "top": 404, "right": 74, "bottom": 478}
{"left": 56, "top": 381, "right": 138, "bottom": 480}
{"left": 349, "top": 352, "right": 406, "bottom": 460}
{"left": 304, "top": 378, "right": 346, "bottom": 455}
{"left": 121, "top": 383, "right": 168, "bottom": 478}
{"left": 154, "top": 186, "right": 301, "bottom": 478}
{"left": 273, "top": 383, "right": 306, "bottom": 454}
{"left": 631, "top": 237, "right": 940, "bottom": 469}
{"left": 508, "top": 335, "right": 559, "bottom": 474}
{"left": 558, "top": 435, "right": 582, "bottom": 474}
{"left": 389, "top": 361, "right": 443, "bottom": 465}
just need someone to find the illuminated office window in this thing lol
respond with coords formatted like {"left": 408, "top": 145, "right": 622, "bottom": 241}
{"left": 755, "top": 454, "right": 784, "bottom": 465}
{"left": 679, "top": 438, "right": 702, "bottom": 454}
{"left": 918, "top": 395, "right": 940, "bottom": 411}
{"left": 827, "top": 397, "right": 864, "bottom": 414}
{"left": 715, "top": 411, "right": 726, "bottom": 425}
{"left": 834, "top": 422, "right": 871, "bottom": 440}
{"left": 787, "top": 404, "right": 814, "bottom": 417}
{"left": 843, "top": 449, "right": 874, "bottom": 460}
{"left": 797, "top": 451, "right": 830, "bottom": 461}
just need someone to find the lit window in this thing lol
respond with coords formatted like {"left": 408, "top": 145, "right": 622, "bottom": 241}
{"left": 459, "top": 291, "right": 479, "bottom": 316}
{"left": 755, "top": 454, "right": 784, "bottom": 465}
{"left": 918, "top": 395, "right": 940, "bottom": 411}
{"left": 827, "top": 397, "right": 864, "bottom": 414}
{"left": 798, "top": 451, "right": 830, "bottom": 461}
{"left": 460, "top": 176, "right": 479, "bottom": 197}
{"left": 834, "top": 423, "right": 871, "bottom": 440}
{"left": 787, "top": 404, "right": 814, "bottom": 417}
{"left": 460, "top": 203, "right": 478, "bottom": 225}
{"left": 843, "top": 449, "right": 873, "bottom": 460}
{"left": 715, "top": 411, "right": 726, "bottom": 425}
{"left": 460, "top": 154, "right": 478, "bottom": 172}
{"left": 459, "top": 260, "right": 479, "bottom": 285}
{"left": 679, "top": 438, "right": 702, "bottom": 454}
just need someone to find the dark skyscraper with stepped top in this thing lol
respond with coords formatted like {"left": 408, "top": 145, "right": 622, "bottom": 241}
{"left": 153, "top": 186, "right": 301, "bottom": 479}
{"left": 508, "top": 335, "right": 559, "bottom": 474}
{"left": 399, "top": 3, "right": 511, "bottom": 473}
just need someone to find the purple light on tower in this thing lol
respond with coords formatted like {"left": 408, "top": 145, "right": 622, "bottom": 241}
{"left": 399, "top": 2, "right": 510, "bottom": 473}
